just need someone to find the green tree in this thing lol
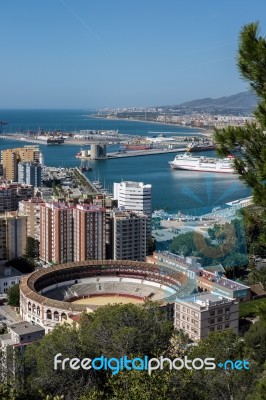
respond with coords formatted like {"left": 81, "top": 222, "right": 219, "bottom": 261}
{"left": 181, "top": 330, "right": 260, "bottom": 400}
{"left": 25, "top": 303, "right": 173, "bottom": 399}
{"left": 79, "top": 303, "right": 173, "bottom": 359}
{"left": 25, "top": 324, "right": 91, "bottom": 400}
{"left": 24, "top": 237, "right": 40, "bottom": 259}
{"left": 7, "top": 284, "right": 20, "bottom": 307}
{"left": 247, "top": 369, "right": 266, "bottom": 400}
{"left": 245, "top": 319, "right": 266, "bottom": 365}
{"left": 214, "top": 23, "right": 266, "bottom": 209}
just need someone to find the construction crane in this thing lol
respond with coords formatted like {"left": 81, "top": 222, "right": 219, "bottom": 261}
{"left": 0, "top": 121, "right": 8, "bottom": 134}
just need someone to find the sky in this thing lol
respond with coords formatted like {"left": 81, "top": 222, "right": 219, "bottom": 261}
{"left": 1, "top": 0, "right": 266, "bottom": 109}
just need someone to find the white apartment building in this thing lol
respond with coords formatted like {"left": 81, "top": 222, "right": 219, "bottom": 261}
{"left": 0, "top": 266, "right": 22, "bottom": 294}
{"left": 0, "top": 322, "right": 45, "bottom": 381}
{"left": 18, "top": 162, "right": 43, "bottom": 187}
{"left": 113, "top": 181, "right": 152, "bottom": 237}
{"left": 174, "top": 293, "right": 239, "bottom": 340}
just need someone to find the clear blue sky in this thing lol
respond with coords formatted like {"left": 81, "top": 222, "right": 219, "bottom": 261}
{"left": 1, "top": 0, "right": 266, "bottom": 109}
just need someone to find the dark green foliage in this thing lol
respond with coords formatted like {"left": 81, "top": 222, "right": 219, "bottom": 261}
{"left": 0, "top": 323, "right": 8, "bottom": 335}
{"left": 24, "top": 237, "right": 40, "bottom": 259}
{"left": 239, "top": 206, "right": 266, "bottom": 256}
{"left": 245, "top": 320, "right": 266, "bottom": 365}
{"left": 214, "top": 23, "right": 266, "bottom": 208}
{"left": 7, "top": 284, "right": 20, "bottom": 307}
{"left": 24, "top": 303, "right": 173, "bottom": 399}
{"left": 180, "top": 330, "right": 260, "bottom": 400}
{"left": 5, "top": 258, "right": 35, "bottom": 274}
{"left": 80, "top": 303, "right": 173, "bottom": 359}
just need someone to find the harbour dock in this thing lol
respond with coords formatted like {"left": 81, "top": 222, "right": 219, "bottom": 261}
{"left": 106, "top": 147, "right": 187, "bottom": 159}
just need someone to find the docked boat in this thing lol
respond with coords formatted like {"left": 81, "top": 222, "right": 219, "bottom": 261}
{"left": 168, "top": 153, "right": 235, "bottom": 173}
{"left": 37, "top": 135, "right": 64, "bottom": 144}
{"left": 124, "top": 144, "right": 152, "bottom": 150}
{"left": 186, "top": 140, "right": 216, "bottom": 152}
{"left": 79, "top": 166, "right": 93, "bottom": 172}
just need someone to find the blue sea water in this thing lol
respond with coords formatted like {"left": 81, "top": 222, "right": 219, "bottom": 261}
{"left": 0, "top": 109, "right": 200, "bottom": 137}
{"left": 0, "top": 110, "right": 251, "bottom": 213}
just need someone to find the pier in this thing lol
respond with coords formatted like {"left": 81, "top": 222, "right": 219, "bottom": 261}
{"left": 106, "top": 147, "right": 187, "bottom": 159}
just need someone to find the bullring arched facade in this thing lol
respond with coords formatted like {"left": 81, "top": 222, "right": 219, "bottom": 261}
{"left": 20, "top": 260, "right": 187, "bottom": 333}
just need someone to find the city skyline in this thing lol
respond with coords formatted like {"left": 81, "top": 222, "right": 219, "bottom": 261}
{"left": 1, "top": 0, "right": 266, "bottom": 109}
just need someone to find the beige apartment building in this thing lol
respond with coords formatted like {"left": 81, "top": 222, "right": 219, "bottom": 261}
{"left": 19, "top": 198, "right": 44, "bottom": 241}
{"left": 174, "top": 293, "right": 239, "bottom": 341}
{"left": 111, "top": 210, "right": 147, "bottom": 261}
{"left": 0, "top": 212, "right": 27, "bottom": 262}
{"left": 1, "top": 146, "right": 40, "bottom": 181}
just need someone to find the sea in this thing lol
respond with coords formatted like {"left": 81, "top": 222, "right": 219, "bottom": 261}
{"left": 0, "top": 109, "right": 251, "bottom": 214}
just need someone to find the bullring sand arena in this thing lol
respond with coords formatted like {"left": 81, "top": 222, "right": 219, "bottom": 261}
{"left": 20, "top": 260, "right": 190, "bottom": 332}
{"left": 72, "top": 295, "right": 144, "bottom": 306}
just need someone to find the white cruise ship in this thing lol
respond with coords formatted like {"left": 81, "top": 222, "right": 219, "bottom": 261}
{"left": 168, "top": 153, "right": 235, "bottom": 174}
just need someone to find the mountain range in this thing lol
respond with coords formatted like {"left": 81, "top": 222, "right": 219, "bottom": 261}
{"left": 162, "top": 91, "right": 258, "bottom": 113}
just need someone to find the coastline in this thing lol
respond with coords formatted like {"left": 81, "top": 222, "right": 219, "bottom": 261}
{"left": 87, "top": 114, "right": 212, "bottom": 135}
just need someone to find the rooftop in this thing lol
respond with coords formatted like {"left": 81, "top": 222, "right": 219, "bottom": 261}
{"left": 0, "top": 266, "right": 22, "bottom": 279}
{"left": 10, "top": 322, "right": 44, "bottom": 336}
{"left": 177, "top": 292, "right": 233, "bottom": 309}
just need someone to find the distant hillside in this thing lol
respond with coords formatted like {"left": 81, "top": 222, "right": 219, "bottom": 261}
{"left": 163, "top": 92, "right": 258, "bottom": 113}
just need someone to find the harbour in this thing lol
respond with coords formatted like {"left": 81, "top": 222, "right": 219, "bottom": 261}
{"left": 0, "top": 110, "right": 251, "bottom": 213}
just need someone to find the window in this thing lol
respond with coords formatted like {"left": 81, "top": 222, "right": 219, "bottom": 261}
{"left": 217, "top": 317, "right": 223, "bottom": 322}
{"left": 217, "top": 325, "right": 222, "bottom": 330}
{"left": 225, "top": 323, "right": 230, "bottom": 328}
{"left": 210, "top": 318, "right": 215, "bottom": 324}
{"left": 225, "top": 307, "right": 230, "bottom": 313}
{"left": 225, "top": 315, "right": 230, "bottom": 321}
{"left": 217, "top": 309, "right": 223, "bottom": 315}
{"left": 187, "top": 316, "right": 190, "bottom": 322}
{"left": 54, "top": 311, "right": 59, "bottom": 321}
{"left": 210, "top": 310, "right": 215, "bottom": 316}
{"left": 182, "top": 307, "right": 186, "bottom": 312}
{"left": 210, "top": 327, "right": 215, "bottom": 332}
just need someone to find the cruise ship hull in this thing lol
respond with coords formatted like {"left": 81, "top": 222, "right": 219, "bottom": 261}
{"left": 168, "top": 154, "right": 235, "bottom": 174}
{"left": 169, "top": 162, "right": 235, "bottom": 173}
